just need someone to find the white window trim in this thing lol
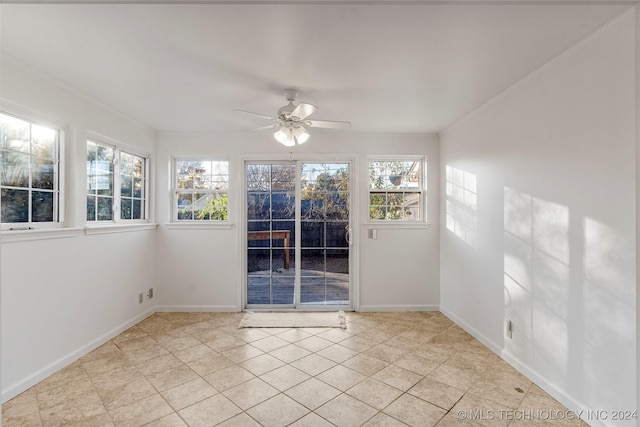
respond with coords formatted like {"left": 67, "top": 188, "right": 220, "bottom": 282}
{"left": 0, "top": 106, "right": 67, "bottom": 232}
{"left": 86, "top": 132, "right": 150, "bottom": 226}
{"left": 366, "top": 155, "right": 428, "bottom": 225}
{"left": 171, "top": 156, "right": 231, "bottom": 225}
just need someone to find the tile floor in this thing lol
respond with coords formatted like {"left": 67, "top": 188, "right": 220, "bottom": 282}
{"left": 2, "top": 311, "right": 584, "bottom": 426}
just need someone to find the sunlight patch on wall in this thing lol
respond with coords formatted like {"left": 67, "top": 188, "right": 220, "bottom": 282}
{"left": 582, "top": 217, "right": 635, "bottom": 409}
{"left": 503, "top": 187, "right": 570, "bottom": 380}
{"left": 445, "top": 165, "right": 477, "bottom": 246}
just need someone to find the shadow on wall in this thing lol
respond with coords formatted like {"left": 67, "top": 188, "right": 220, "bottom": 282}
{"left": 503, "top": 186, "right": 635, "bottom": 412}
{"left": 445, "top": 165, "right": 478, "bottom": 247}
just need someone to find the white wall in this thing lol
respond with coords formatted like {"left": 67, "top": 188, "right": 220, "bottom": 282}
{"left": 440, "top": 11, "right": 636, "bottom": 425}
{"left": 0, "top": 57, "right": 158, "bottom": 402}
{"left": 155, "top": 132, "right": 439, "bottom": 312}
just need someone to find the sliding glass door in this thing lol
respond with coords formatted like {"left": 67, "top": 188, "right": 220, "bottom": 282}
{"left": 246, "top": 161, "right": 351, "bottom": 309}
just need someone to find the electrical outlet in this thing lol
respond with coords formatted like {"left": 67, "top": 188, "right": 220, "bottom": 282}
{"left": 149, "top": 288, "right": 154, "bottom": 299}
{"left": 506, "top": 320, "right": 513, "bottom": 339}
{"left": 138, "top": 293, "right": 143, "bottom": 304}
{"left": 368, "top": 229, "right": 377, "bottom": 239}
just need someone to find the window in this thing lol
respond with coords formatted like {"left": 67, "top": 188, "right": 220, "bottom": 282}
{"left": 368, "top": 158, "right": 424, "bottom": 221}
{"left": 1, "top": 112, "right": 61, "bottom": 227}
{"left": 87, "top": 139, "right": 147, "bottom": 222}
{"left": 174, "top": 159, "right": 229, "bottom": 221}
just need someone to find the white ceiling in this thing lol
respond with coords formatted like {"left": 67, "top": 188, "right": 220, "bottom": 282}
{"left": 0, "top": 2, "right": 632, "bottom": 133}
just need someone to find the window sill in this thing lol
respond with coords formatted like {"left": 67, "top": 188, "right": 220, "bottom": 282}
{"left": 364, "top": 222, "right": 431, "bottom": 229}
{"left": 164, "top": 222, "right": 233, "bottom": 230}
{"left": 1, "top": 227, "right": 84, "bottom": 243}
{"left": 85, "top": 223, "right": 158, "bottom": 235}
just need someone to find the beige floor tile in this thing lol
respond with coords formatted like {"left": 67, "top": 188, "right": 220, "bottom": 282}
{"left": 112, "top": 326, "right": 149, "bottom": 347}
{"left": 178, "top": 394, "right": 242, "bottom": 426}
{"left": 295, "top": 336, "right": 334, "bottom": 352}
{"left": 220, "top": 344, "right": 264, "bottom": 363}
{"left": 384, "top": 394, "right": 447, "bottom": 427}
{"left": 435, "top": 412, "right": 484, "bottom": 426}
{"left": 186, "top": 354, "right": 235, "bottom": 376}
{"left": 342, "top": 353, "right": 388, "bottom": 376}
{"left": 289, "top": 412, "right": 335, "bottom": 426}
{"left": 315, "top": 328, "right": 352, "bottom": 343}
{"left": 144, "top": 364, "right": 199, "bottom": 392}
{"left": 317, "top": 344, "right": 360, "bottom": 363}
{"left": 234, "top": 328, "right": 272, "bottom": 343}
{"left": 98, "top": 376, "right": 158, "bottom": 410}
{"left": 316, "top": 365, "right": 367, "bottom": 392}
{"left": 250, "top": 336, "right": 290, "bottom": 352}
{"left": 372, "top": 365, "right": 422, "bottom": 392}
{"left": 362, "top": 412, "right": 408, "bottom": 426}
{"left": 428, "top": 363, "right": 482, "bottom": 391}
{"left": 205, "top": 335, "right": 246, "bottom": 352}
{"left": 512, "top": 391, "right": 581, "bottom": 426}
{"left": 2, "top": 389, "right": 39, "bottom": 420}
{"left": 203, "top": 365, "right": 255, "bottom": 391}
{"left": 284, "top": 378, "right": 342, "bottom": 410}
{"left": 46, "top": 412, "right": 115, "bottom": 427}
{"left": 142, "top": 412, "right": 187, "bottom": 427}
{"left": 275, "top": 328, "right": 313, "bottom": 343}
{"left": 108, "top": 394, "right": 173, "bottom": 427}
{"left": 239, "top": 354, "right": 286, "bottom": 376}
{"left": 260, "top": 365, "right": 310, "bottom": 392}
{"left": 393, "top": 353, "right": 442, "bottom": 376}
{"left": 268, "top": 343, "right": 312, "bottom": 363}
{"left": 315, "top": 393, "right": 378, "bottom": 427}
{"left": 339, "top": 336, "right": 377, "bottom": 352}
{"left": 346, "top": 377, "right": 403, "bottom": 410}
{"left": 160, "top": 378, "right": 218, "bottom": 410}
{"left": 407, "top": 377, "right": 465, "bottom": 411}
{"left": 290, "top": 354, "right": 337, "bottom": 376}
{"left": 216, "top": 412, "right": 262, "bottom": 426}
{"left": 364, "top": 343, "right": 406, "bottom": 364}
{"left": 35, "top": 362, "right": 89, "bottom": 394}
{"left": 222, "top": 378, "right": 279, "bottom": 410}
{"left": 136, "top": 354, "right": 183, "bottom": 376}
{"left": 450, "top": 394, "right": 512, "bottom": 427}
{"left": 246, "top": 393, "right": 310, "bottom": 427}
{"left": 467, "top": 374, "right": 530, "bottom": 409}
{"left": 172, "top": 343, "right": 216, "bottom": 364}
{"left": 3, "top": 311, "right": 580, "bottom": 427}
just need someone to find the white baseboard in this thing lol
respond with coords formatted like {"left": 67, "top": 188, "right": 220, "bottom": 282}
{"left": 359, "top": 304, "right": 439, "bottom": 312}
{"left": 440, "top": 306, "right": 602, "bottom": 427}
{"left": 2, "top": 307, "right": 155, "bottom": 403}
{"left": 155, "top": 305, "right": 239, "bottom": 312}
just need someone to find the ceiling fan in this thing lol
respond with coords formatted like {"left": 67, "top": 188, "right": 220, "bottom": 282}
{"left": 236, "top": 89, "right": 351, "bottom": 147}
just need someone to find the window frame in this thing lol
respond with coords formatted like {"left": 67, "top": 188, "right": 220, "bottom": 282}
{"left": 367, "top": 156, "right": 426, "bottom": 224}
{"left": 86, "top": 133, "right": 149, "bottom": 225}
{"left": 171, "top": 156, "right": 231, "bottom": 224}
{"left": 0, "top": 108, "right": 66, "bottom": 231}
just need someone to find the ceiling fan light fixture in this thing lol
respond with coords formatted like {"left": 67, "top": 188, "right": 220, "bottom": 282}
{"left": 293, "top": 126, "right": 310, "bottom": 144}
{"left": 274, "top": 126, "right": 295, "bottom": 147}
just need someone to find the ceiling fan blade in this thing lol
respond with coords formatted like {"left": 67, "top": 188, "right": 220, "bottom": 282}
{"left": 306, "top": 120, "right": 351, "bottom": 129}
{"left": 290, "top": 103, "right": 318, "bottom": 120}
{"left": 235, "top": 110, "right": 277, "bottom": 121}
{"left": 249, "top": 124, "right": 279, "bottom": 132}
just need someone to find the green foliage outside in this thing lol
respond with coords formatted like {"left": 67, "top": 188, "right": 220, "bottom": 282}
{"left": 195, "top": 193, "right": 228, "bottom": 220}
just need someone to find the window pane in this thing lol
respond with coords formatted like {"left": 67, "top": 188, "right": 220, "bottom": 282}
{"left": 247, "top": 193, "right": 270, "bottom": 220}
{"left": 97, "top": 197, "right": 113, "bottom": 221}
{"left": 31, "top": 124, "right": 57, "bottom": 159}
{"left": 121, "top": 176, "right": 133, "bottom": 197}
{"left": 0, "top": 114, "right": 30, "bottom": 153}
{"left": 1, "top": 188, "right": 28, "bottom": 222}
{"left": 132, "top": 199, "right": 142, "bottom": 220}
{"left": 1, "top": 150, "right": 29, "bottom": 187}
{"left": 177, "top": 193, "right": 193, "bottom": 220}
{"left": 133, "top": 178, "right": 143, "bottom": 198}
{"left": 121, "top": 198, "right": 132, "bottom": 220}
{"left": 32, "top": 158, "right": 55, "bottom": 190}
{"left": 32, "top": 191, "right": 54, "bottom": 222}
{"left": 87, "top": 196, "right": 96, "bottom": 221}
